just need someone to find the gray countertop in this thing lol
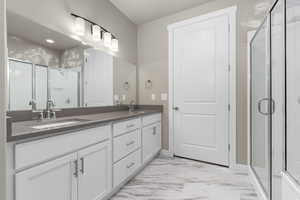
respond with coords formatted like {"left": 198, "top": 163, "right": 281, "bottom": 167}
{"left": 8, "top": 109, "right": 161, "bottom": 142}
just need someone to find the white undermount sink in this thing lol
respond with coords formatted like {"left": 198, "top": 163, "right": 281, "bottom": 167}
{"left": 31, "top": 119, "right": 88, "bottom": 130}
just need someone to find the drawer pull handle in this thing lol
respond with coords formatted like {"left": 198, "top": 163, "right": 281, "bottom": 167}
{"left": 80, "top": 158, "right": 85, "bottom": 174}
{"left": 73, "top": 160, "right": 79, "bottom": 178}
{"left": 126, "top": 141, "right": 135, "bottom": 146}
{"left": 126, "top": 162, "right": 135, "bottom": 169}
{"left": 126, "top": 124, "right": 135, "bottom": 128}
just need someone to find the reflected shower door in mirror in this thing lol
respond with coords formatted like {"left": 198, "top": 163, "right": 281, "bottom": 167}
{"left": 8, "top": 59, "right": 33, "bottom": 111}
{"left": 250, "top": 17, "right": 272, "bottom": 197}
{"left": 286, "top": 0, "right": 300, "bottom": 185}
{"left": 49, "top": 67, "right": 81, "bottom": 108}
{"left": 7, "top": 11, "right": 137, "bottom": 111}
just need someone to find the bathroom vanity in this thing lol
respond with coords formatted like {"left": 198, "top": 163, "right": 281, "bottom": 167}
{"left": 5, "top": 7, "right": 162, "bottom": 200}
{"left": 6, "top": 110, "right": 162, "bottom": 200}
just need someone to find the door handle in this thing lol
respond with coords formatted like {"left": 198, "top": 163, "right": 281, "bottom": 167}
{"left": 258, "top": 98, "right": 275, "bottom": 115}
{"left": 80, "top": 158, "right": 85, "bottom": 174}
{"left": 173, "top": 107, "right": 179, "bottom": 111}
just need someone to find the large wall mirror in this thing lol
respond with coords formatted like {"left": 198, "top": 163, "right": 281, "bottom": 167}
{"left": 7, "top": 11, "right": 137, "bottom": 111}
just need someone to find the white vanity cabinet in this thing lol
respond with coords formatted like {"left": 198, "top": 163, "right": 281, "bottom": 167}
{"left": 77, "top": 141, "right": 112, "bottom": 200}
{"left": 142, "top": 122, "right": 161, "bottom": 164}
{"left": 15, "top": 153, "right": 78, "bottom": 200}
{"left": 14, "top": 125, "right": 112, "bottom": 200}
{"left": 112, "top": 118, "right": 142, "bottom": 188}
{"left": 11, "top": 113, "right": 162, "bottom": 200}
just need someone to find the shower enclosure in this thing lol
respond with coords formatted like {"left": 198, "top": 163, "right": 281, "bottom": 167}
{"left": 250, "top": 0, "right": 300, "bottom": 199}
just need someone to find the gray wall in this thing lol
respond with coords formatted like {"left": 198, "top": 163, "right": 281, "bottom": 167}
{"left": 0, "top": 0, "right": 7, "bottom": 199}
{"left": 7, "top": 0, "right": 138, "bottom": 65}
{"left": 137, "top": 0, "right": 271, "bottom": 164}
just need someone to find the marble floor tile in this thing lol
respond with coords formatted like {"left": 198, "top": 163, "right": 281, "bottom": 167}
{"left": 111, "top": 157, "right": 258, "bottom": 200}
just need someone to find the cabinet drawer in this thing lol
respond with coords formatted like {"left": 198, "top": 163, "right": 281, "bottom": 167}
{"left": 113, "top": 118, "right": 141, "bottom": 137}
{"left": 142, "top": 123, "right": 161, "bottom": 164}
{"left": 15, "top": 125, "right": 110, "bottom": 170}
{"left": 113, "top": 130, "right": 141, "bottom": 162}
{"left": 142, "top": 113, "right": 161, "bottom": 127}
{"left": 113, "top": 149, "right": 141, "bottom": 187}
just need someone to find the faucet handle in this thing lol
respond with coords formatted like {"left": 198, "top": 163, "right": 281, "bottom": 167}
{"left": 29, "top": 99, "right": 37, "bottom": 110}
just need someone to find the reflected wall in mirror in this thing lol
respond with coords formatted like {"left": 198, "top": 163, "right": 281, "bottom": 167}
{"left": 7, "top": 11, "right": 137, "bottom": 111}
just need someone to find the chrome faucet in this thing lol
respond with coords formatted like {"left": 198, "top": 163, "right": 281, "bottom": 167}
{"left": 46, "top": 99, "right": 56, "bottom": 119}
{"left": 128, "top": 100, "right": 135, "bottom": 112}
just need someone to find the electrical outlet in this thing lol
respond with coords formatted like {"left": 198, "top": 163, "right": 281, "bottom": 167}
{"left": 161, "top": 93, "right": 168, "bottom": 101}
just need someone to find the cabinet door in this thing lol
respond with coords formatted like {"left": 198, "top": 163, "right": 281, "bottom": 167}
{"left": 78, "top": 141, "right": 112, "bottom": 200}
{"left": 142, "top": 123, "right": 161, "bottom": 163}
{"left": 15, "top": 153, "right": 78, "bottom": 200}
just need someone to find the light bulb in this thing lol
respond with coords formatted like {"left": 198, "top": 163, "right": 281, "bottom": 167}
{"left": 103, "top": 32, "right": 112, "bottom": 47}
{"left": 92, "top": 25, "right": 101, "bottom": 41}
{"left": 111, "top": 38, "right": 119, "bottom": 52}
{"left": 75, "top": 17, "right": 85, "bottom": 36}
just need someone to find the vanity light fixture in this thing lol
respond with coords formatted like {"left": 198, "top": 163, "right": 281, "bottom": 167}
{"left": 71, "top": 13, "right": 118, "bottom": 51}
{"left": 111, "top": 38, "right": 119, "bottom": 52}
{"left": 45, "top": 39, "right": 55, "bottom": 44}
{"left": 92, "top": 24, "right": 101, "bottom": 41}
{"left": 74, "top": 17, "right": 85, "bottom": 36}
{"left": 104, "top": 32, "right": 112, "bottom": 47}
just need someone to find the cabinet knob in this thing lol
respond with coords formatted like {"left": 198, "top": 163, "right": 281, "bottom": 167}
{"left": 173, "top": 107, "right": 179, "bottom": 111}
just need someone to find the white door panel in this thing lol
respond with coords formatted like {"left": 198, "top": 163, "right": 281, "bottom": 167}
{"left": 173, "top": 15, "right": 229, "bottom": 166}
{"left": 15, "top": 153, "right": 77, "bottom": 200}
{"left": 78, "top": 141, "right": 112, "bottom": 200}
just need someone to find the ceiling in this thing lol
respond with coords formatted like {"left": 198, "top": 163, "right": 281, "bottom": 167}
{"left": 110, "top": 0, "right": 214, "bottom": 24}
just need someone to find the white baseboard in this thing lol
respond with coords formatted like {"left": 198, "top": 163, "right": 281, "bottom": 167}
{"left": 159, "top": 149, "right": 174, "bottom": 158}
{"left": 249, "top": 167, "right": 268, "bottom": 200}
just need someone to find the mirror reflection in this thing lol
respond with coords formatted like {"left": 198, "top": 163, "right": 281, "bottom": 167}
{"left": 7, "top": 11, "right": 137, "bottom": 111}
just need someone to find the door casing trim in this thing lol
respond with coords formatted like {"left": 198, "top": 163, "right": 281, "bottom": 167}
{"left": 167, "top": 6, "right": 237, "bottom": 168}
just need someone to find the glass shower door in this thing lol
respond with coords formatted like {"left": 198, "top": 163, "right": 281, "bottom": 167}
{"left": 250, "top": 17, "right": 272, "bottom": 198}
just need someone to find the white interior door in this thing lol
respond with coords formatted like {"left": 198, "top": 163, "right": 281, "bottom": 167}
{"left": 173, "top": 15, "right": 230, "bottom": 166}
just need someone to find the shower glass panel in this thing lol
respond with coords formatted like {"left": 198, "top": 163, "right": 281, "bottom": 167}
{"left": 286, "top": 0, "right": 300, "bottom": 184}
{"left": 250, "top": 17, "right": 271, "bottom": 197}
{"left": 270, "top": 0, "right": 285, "bottom": 199}
{"left": 8, "top": 60, "right": 33, "bottom": 111}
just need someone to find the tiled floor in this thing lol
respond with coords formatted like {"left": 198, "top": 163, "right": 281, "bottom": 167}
{"left": 111, "top": 156, "right": 258, "bottom": 200}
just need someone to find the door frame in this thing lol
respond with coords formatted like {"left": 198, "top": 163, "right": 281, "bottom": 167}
{"left": 168, "top": 6, "right": 237, "bottom": 167}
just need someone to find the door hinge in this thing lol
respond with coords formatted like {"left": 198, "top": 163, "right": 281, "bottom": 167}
{"left": 228, "top": 144, "right": 231, "bottom": 151}
{"left": 228, "top": 104, "right": 231, "bottom": 111}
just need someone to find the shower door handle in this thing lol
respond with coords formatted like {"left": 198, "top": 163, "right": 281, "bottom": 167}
{"left": 258, "top": 98, "right": 275, "bottom": 115}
